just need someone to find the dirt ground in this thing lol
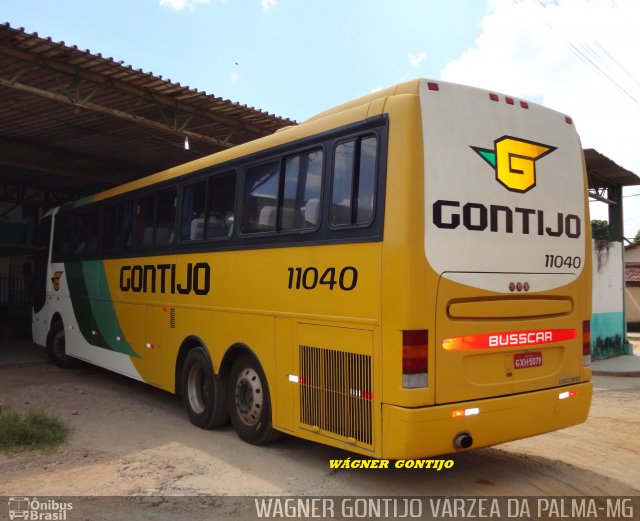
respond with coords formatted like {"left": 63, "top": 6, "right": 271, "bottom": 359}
{"left": 1, "top": 355, "right": 639, "bottom": 503}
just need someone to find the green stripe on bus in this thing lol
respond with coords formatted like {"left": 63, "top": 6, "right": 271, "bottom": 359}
{"left": 65, "top": 261, "right": 139, "bottom": 358}
{"left": 72, "top": 195, "right": 96, "bottom": 208}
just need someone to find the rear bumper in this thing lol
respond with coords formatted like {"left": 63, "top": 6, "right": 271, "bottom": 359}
{"left": 381, "top": 382, "right": 592, "bottom": 459}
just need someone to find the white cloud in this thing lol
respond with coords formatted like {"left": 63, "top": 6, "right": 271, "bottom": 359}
{"left": 409, "top": 52, "right": 427, "bottom": 68}
{"left": 261, "top": 0, "right": 277, "bottom": 11}
{"left": 441, "top": 0, "right": 640, "bottom": 155}
{"left": 230, "top": 71, "right": 240, "bottom": 82}
{"left": 441, "top": 0, "right": 640, "bottom": 233}
{"left": 159, "top": 0, "right": 211, "bottom": 12}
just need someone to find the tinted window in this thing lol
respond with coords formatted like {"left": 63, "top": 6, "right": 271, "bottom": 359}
{"left": 180, "top": 181, "right": 207, "bottom": 241}
{"left": 356, "top": 137, "right": 377, "bottom": 225}
{"left": 242, "top": 161, "right": 280, "bottom": 233}
{"left": 77, "top": 212, "right": 100, "bottom": 254}
{"left": 57, "top": 211, "right": 99, "bottom": 255}
{"left": 135, "top": 194, "right": 155, "bottom": 246}
{"left": 281, "top": 150, "right": 323, "bottom": 231}
{"left": 207, "top": 171, "right": 236, "bottom": 239}
{"left": 34, "top": 216, "right": 51, "bottom": 312}
{"left": 102, "top": 201, "right": 133, "bottom": 250}
{"left": 331, "top": 141, "right": 355, "bottom": 226}
{"left": 331, "top": 135, "right": 377, "bottom": 227}
{"left": 155, "top": 187, "right": 176, "bottom": 245}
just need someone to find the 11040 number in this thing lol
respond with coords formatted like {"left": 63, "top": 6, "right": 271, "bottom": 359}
{"left": 544, "top": 255, "right": 582, "bottom": 269}
{"left": 287, "top": 266, "right": 358, "bottom": 291}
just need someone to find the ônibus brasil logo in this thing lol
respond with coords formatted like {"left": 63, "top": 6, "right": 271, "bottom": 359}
{"left": 471, "top": 136, "right": 556, "bottom": 193}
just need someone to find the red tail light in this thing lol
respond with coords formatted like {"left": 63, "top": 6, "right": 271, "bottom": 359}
{"left": 403, "top": 330, "right": 428, "bottom": 388}
{"left": 582, "top": 320, "right": 591, "bottom": 366}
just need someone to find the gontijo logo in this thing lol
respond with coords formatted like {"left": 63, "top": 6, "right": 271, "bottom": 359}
{"left": 471, "top": 136, "right": 556, "bottom": 193}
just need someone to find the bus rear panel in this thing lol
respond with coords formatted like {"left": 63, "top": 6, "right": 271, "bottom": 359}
{"left": 381, "top": 79, "right": 591, "bottom": 458}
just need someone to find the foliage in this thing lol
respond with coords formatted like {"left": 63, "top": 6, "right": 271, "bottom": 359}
{"left": 0, "top": 406, "right": 69, "bottom": 452}
{"left": 592, "top": 334, "right": 624, "bottom": 360}
{"left": 591, "top": 219, "right": 611, "bottom": 241}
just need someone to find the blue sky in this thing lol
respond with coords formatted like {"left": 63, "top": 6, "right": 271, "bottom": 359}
{"left": 3, "top": 0, "right": 640, "bottom": 236}
{"left": 1, "top": 0, "right": 487, "bottom": 120}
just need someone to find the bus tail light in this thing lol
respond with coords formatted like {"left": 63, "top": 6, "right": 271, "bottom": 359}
{"left": 582, "top": 320, "right": 591, "bottom": 366}
{"left": 403, "top": 330, "right": 428, "bottom": 388}
{"left": 451, "top": 407, "right": 480, "bottom": 418}
{"left": 559, "top": 389, "right": 578, "bottom": 400}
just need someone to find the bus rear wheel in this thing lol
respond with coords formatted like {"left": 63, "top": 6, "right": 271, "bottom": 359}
{"left": 227, "top": 353, "right": 281, "bottom": 445}
{"left": 181, "top": 346, "right": 229, "bottom": 429}
{"left": 46, "top": 321, "right": 80, "bottom": 369}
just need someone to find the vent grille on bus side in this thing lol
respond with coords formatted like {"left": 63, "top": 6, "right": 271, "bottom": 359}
{"left": 170, "top": 308, "right": 176, "bottom": 329}
{"left": 299, "top": 345, "right": 373, "bottom": 447}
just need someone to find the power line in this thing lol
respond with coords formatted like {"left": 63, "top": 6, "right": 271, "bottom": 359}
{"left": 525, "top": 0, "right": 640, "bottom": 105}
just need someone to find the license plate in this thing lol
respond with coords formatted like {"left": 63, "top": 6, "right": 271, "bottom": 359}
{"left": 514, "top": 351, "right": 542, "bottom": 369}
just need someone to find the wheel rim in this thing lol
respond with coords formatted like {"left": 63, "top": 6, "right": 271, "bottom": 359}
{"left": 234, "top": 367, "right": 263, "bottom": 426}
{"left": 52, "top": 329, "right": 69, "bottom": 360}
{"left": 187, "top": 364, "right": 210, "bottom": 414}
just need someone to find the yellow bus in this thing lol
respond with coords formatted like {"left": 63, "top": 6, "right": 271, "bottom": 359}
{"left": 32, "top": 79, "right": 592, "bottom": 458}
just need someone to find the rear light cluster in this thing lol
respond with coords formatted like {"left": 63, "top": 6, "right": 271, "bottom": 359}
{"left": 402, "top": 330, "right": 428, "bottom": 388}
{"left": 582, "top": 320, "right": 591, "bottom": 366}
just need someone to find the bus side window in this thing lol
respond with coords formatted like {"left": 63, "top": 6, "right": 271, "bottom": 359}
{"left": 135, "top": 194, "right": 155, "bottom": 246}
{"left": 281, "top": 149, "right": 323, "bottom": 231}
{"left": 331, "top": 135, "right": 377, "bottom": 227}
{"left": 155, "top": 187, "right": 177, "bottom": 245}
{"left": 207, "top": 171, "right": 237, "bottom": 239}
{"left": 102, "top": 204, "right": 118, "bottom": 249}
{"left": 33, "top": 215, "right": 51, "bottom": 313}
{"left": 180, "top": 180, "right": 207, "bottom": 241}
{"left": 118, "top": 201, "right": 133, "bottom": 249}
{"left": 52, "top": 213, "right": 71, "bottom": 255}
{"left": 242, "top": 161, "right": 280, "bottom": 234}
{"left": 63, "top": 214, "right": 81, "bottom": 254}
{"left": 102, "top": 201, "right": 134, "bottom": 251}
{"left": 357, "top": 137, "right": 377, "bottom": 225}
{"left": 76, "top": 211, "right": 99, "bottom": 254}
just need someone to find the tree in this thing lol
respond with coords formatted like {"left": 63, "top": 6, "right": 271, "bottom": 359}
{"left": 591, "top": 220, "right": 610, "bottom": 241}
{"left": 634, "top": 230, "right": 640, "bottom": 244}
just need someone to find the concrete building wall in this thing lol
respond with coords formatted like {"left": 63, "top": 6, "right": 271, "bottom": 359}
{"left": 625, "top": 286, "right": 640, "bottom": 324}
{"left": 591, "top": 239, "right": 628, "bottom": 359}
{"left": 624, "top": 244, "right": 640, "bottom": 262}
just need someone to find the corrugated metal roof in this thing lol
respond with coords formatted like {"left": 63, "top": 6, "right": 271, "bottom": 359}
{"left": 0, "top": 23, "right": 296, "bottom": 201}
{"left": 585, "top": 148, "right": 640, "bottom": 188}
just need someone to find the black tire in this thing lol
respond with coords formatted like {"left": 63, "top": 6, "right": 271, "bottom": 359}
{"left": 181, "top": 346, "right": 229, "bottom": 429}
{"left": 45, "top": 321, "right": 80, "bottom": 369}
{"left": 227, "top": 353, "right": 281, "bottom": 444}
